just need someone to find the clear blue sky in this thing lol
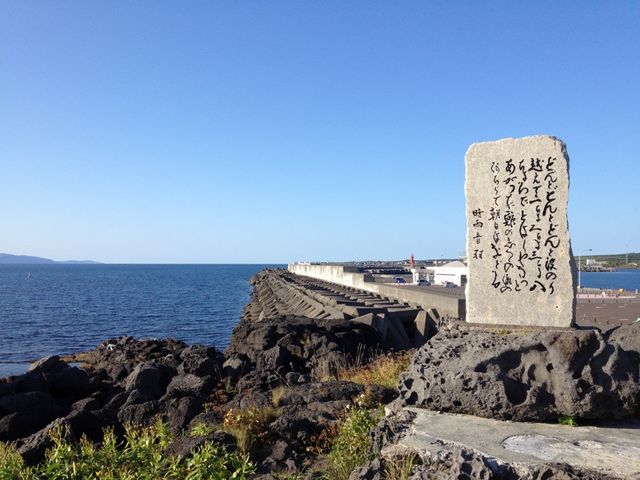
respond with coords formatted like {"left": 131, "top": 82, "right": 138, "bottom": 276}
{"left": 1, "top": 2, "right": 638, "bottom": 263}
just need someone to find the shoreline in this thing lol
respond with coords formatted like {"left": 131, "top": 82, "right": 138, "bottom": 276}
{"left": 2, "top": 268, "right": 639, "bottom": 478}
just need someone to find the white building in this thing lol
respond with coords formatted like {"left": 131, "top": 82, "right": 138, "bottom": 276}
{"left": 430, "top": 260, "right": 468, "bottom": 286}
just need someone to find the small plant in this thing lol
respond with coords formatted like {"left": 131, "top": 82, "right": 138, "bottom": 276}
{"left": 222, "top": 406, "right": 279, "bottom": 454}
{"left": 0, "top": 441, "right": 29, "bottom": 480}
{"left": 382, "top": 452, "right": 417, "bottom": 480}
{"left": 271, "top": 386, "right": 288, "bottom": 407}
{"left": 185, "top": 442, "right": 255, "bottom": 480}
{"left": 190, "top": 422, "right": 217, "bottom": 437}
{"left": 323, "top": 394, "right": 383, "bottom": 480}
{"left": 558, "top": 415, "right": 578, "bottom": 427}
{"left": 224, "top": 377, "right": 236, "bottom": 395}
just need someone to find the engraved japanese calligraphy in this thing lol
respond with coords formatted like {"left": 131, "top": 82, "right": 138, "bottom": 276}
{"left": 465, "top": 136, "right": 576, "bottom": 327}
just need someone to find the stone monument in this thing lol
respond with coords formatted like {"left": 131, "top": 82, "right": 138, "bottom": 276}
{"left": 465, "top": 136, "right": 576, "bottom": 327}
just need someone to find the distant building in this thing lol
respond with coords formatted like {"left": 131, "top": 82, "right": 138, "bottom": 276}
{"left": 429, "top": 260, "right": 468, "bottom": 286}
{"left": 583, "top": 258, "right": 610, "bottom": 272}
{"left": 586, "top": 258, "right": 606, "bottom": 267}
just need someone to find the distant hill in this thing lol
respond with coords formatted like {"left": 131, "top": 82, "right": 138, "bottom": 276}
{"left": 0, "top": 253, "right": 100, "bottom": 264}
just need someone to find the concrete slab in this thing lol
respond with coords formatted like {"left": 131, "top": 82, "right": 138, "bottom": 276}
{"left": 394, "top": 408, "right": 640, "bottom": 478}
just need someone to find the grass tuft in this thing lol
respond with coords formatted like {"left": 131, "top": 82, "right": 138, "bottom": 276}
{"left": 323, "top": 393, "right": 383, "bottom": 480}
{"left": 339, "top": 351, "right": 412, "bottom": 389}
{"left": 222, "top": 406, "right": 280, "bottom": 454}
{"left": 382, "top": 452, "right": 417, "bottom": 480}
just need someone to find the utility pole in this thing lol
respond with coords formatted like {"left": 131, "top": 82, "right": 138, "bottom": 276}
{"left": 578, "top": 248, "right": 592, "bottom": 290}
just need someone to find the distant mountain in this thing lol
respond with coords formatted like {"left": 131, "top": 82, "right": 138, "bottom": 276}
{"left": 0, "top": 253, "right": 100, "bottom": 264}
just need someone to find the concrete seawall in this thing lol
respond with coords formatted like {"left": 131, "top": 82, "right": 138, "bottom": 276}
{"left": 288, "top": 263, "right": 465, "bottom": 320}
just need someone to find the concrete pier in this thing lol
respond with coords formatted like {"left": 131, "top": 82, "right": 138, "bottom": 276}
{"left": 288, "top": 263, "right": 465, "bottom": 320}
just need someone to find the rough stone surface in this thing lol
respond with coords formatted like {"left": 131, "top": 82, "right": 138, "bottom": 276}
{"left": 465, "top": 136, "right": 576, "bottom": 327}
{"left": 397, "top": 323, "right": 640, "bottom": 421}
{"left": 366, "top": 409, "right": 638, "bottom": 479}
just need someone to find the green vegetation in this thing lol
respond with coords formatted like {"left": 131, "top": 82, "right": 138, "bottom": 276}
{"left": 222, "top": 406, "right": 280, "bottom": 454}
{"left": 323, "top": 393, "right": 383, "bottom": 480}
{"left": 0, "top": 420, "right": 255, "bottom": 480}
{"left": 558, "top": 415, "right": 578, "bottom": 427}
{"left": 190, "top": 422, "right": 217, "bottom": 438}
{"left": 382, "top": 452, "right": 417, "bottom": 480}
{"left": 584, "top": 252, "right": 640, "bottom": 268}
{"left": 339, "top": 351, "right": 411, "bottom": 389}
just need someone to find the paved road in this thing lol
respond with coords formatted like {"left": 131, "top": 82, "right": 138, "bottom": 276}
{"left": 576, "top": 294, "right": 640, "bottom": 329}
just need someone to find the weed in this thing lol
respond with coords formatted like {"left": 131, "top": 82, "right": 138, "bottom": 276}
{"left": 0, "top": 420, "right": 255, "bottom": 479}
{"left": 190, "top": 422, "right": 217, "bottom": 437}
{"left": 558, "top": 415, "right": 578, "bottom": 427}
{"left": 339, "top": 351, "right": 412, "bottom": 389}
{"left": 222, "top": 406, "right": 280, "bottom": 454}
{"left": 224, "top": 377, "right": 236, "bottom": 395}
{"left": 383, "top": 452, "right": 417, "bottom": 480}
{"left": 185, "top": 442, "right": 255, "bottom": 480}
{"left": 323, "top": 394, "right": 383, "bottom": 480}
{"left": 271, "top": 385, "right": 288, "bottom": 407}
{"left": 0, "top": 441, "right": 29, "bottom": 480}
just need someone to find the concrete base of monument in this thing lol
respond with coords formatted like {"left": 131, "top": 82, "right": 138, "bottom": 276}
{"left": 385, "top": 408, "right": 640, "bottom": 479}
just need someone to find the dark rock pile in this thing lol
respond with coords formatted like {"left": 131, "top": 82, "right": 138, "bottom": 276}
{"left": 0, "top": 336, "right": 223, "bottom": 463}
{"left": 397, "top": 321, "right": 640, "bottom": 421}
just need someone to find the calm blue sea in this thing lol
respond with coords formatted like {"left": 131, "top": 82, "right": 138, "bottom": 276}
{"left": 580, "top": 268, "right": 640, "bottom": 291}
{"left": 0, "top": 264, "right": 282, "bottom": 377}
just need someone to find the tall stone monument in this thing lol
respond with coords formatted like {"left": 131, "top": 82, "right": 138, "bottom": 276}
{"left": 465, "top": 136, "right": 576, "bottom": 327}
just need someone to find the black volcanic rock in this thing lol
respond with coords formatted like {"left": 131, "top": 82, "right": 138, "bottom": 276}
{"left": 0, "top": 337, "right": 225, "bottom": 456}
{"left": 224, "top": 315, "right": 381, "bottom": 383}
{"left": 397, "top": 322, "right": 640, "bottom": 421}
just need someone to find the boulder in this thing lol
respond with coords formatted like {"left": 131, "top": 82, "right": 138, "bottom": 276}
{"left": 16, "top": 418, "right": 75, "bottom": 466}
{"left": 177, "top": 345, "right": 220, "bottom": 377}
{"left": 163, "top": 374, "right": 212, "bottom": 399}
{"left": 13, "top": 371, "right": 49, "bottom": 393}
{"left": 124, "top": 362, "right": 170, "bottom": 399}
{"left": 0, "top": 402, "right": 60, "bottom": 441}
{"left": 164, "top": 396, "right": 206, "bottom": 432}
{"left": 398, "top": 324, "right": 640, "bottom": 421}
{"left": 607, "top": 323, "right": 640, "bottom": 355}
{"left": 117, "top": 400, "right": 161, "bottom": 426}
{"left": 50, "top": 367, "right": 91, "bottom": 397}
{"left": 27, "top": 356, "right": 67, "bottom": 375}
{"left": 222, "top": 354, "right": 249, "bottom": 382}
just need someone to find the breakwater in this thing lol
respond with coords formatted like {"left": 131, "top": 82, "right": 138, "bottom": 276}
{"left": 288, "top": 263, "right": 464, "bottom": 319}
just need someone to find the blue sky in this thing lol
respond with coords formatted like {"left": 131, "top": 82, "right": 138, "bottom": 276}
{"left": 1, "top": 2, "right": 638, "bottom": 263}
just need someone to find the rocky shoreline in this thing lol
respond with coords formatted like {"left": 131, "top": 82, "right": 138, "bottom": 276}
{"left": 1, "top": 268, "right": 639, "bottom": 478}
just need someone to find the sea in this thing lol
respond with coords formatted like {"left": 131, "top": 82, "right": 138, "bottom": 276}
{"left": 580, "top": 268, "right": 640, "bottom": 292}
{"left": 1, "top": 265, "right": 638, "bottom": 378}
{"left": 0, "top": 264, "right": 283, "bottom": 377}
